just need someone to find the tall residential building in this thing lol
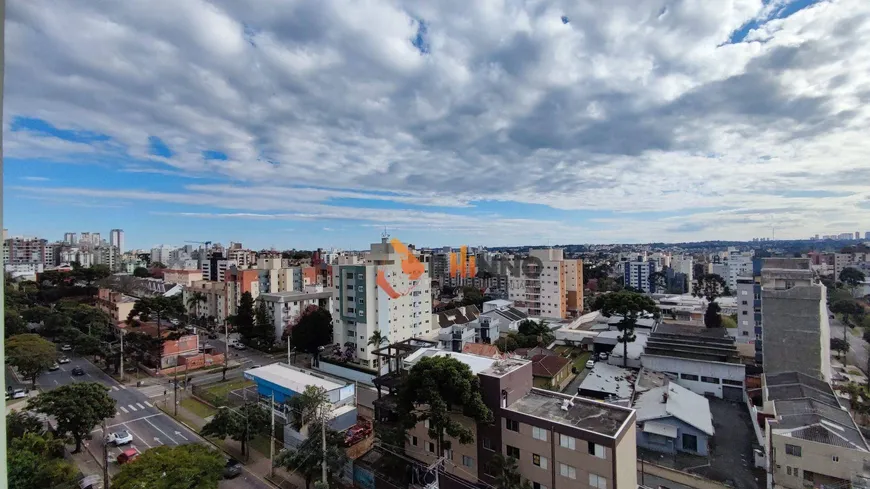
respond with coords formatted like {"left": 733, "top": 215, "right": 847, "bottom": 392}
{"left": 227, "top": 248, "right": 255, "bottom": 269}
{"left": 63, "top": 232, "right": 77, "bottom": 244}
{"left": 761, "top": 258, "right": 830, "bottom": 381}
{"left": 4, "top": 237, "right": 50, "bottom": 265}
{"left": 201, "top": 253, "right": 236, "bottom": 282}
{"left": 671, "top": 255, "right": 694, "bottom": 293}
{"left": 94, "top": 245, "right": 120, "bottom": 271}
{"left": 724, "top": 248, "right": 754, "bottom": 291}
{"left": 624, "top": 260, "right": 656, "bottom": 293}
{"left": 508, "top": 248, "right": 583, "bottom": 319}
{"left": 110, "top": 229, "right": 124, "bottom": 252}
{"left": 91, "top": 232, "right": 102, "bottom": 245}
{"left": 735, "top": 259, "right": 762, "bottom": 346}
{"left": 150, "top": 245, "right": 175, "bottom": 265}
{"left": 331, "top": 238, "right": 433, "bottom": 369}
{"left": 80, "top": 232, "right": 92, "bottom": 245}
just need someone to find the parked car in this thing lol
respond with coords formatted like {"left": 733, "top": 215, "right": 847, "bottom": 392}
{"left": 106, "top": 430, "right": 133, "bottom": 446}
{"left": 235, "top": 343, "right": 247, "bottom": 351}
{"left": 117, "top": 448, "right": 139, "bottom": 465}
{"left": 60, "top": 344, "right": 72, "bottom": 352}
{"left": 49, "top": 363, "right": 60, "bottom": 371}
{"left": 223, "top": 459, "right": 243, "bottom": 479}
{"left": 71, "top": 367, "right": 85, "bottom": 376}
{"left": 57, "top": 356, "right": 70, "bottom": 364}
{"left": 585, "top": 359, "right": 595, "bottom": 369}
{"left": 9, "top": 388, "right": 28, "bottom": 399}
{"left": 598, "top": 352, "right": 609, "bottom": 361}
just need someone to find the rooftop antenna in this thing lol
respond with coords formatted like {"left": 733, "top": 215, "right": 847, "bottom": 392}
{"left": 381, "top": 227, "right": 390, "bottom": 240}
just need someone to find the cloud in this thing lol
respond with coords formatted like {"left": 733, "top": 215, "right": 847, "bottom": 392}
{"left": 4, "top": 0, "right": 870, "bottom": 242}
{"left": 21, "top": 176, "right": 49, "bottom": 181}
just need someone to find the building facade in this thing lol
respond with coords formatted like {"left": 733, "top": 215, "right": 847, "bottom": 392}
{"left": 110, "top": 229, "right": 124, "bottom": 253}
{"left": 624, "top": 260, "right": 656, "bottom": 293}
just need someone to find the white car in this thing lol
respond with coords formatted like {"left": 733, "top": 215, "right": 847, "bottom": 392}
{"left": 58, "top": 357, "right": 71, "bottom": 364}
{"left": 585, "top": 359, "right": 595, "bottom": 369}
{"left": 60, "top": 344, "right": 72, "bottom": 352}
{"left": 598, "top": 352, "right": 609, "bottom": 361}
{"left": 10, "top": 388, "right": 28, "bottom": 399}
{"left": 106, "top": 430, "right": 133, "bottom": 446}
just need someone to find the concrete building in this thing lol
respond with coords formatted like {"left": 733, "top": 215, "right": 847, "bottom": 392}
{"left": 331, "top": 238, "right": 433, "bottom": 369}
{"left": 624, "top": 260, "right": 656, "bottom": 293}
{"left": 227, "top": 248, "right": 255, "bottom": 269}
{"left": 163, "top": 269, "right": 203, "bottom": 287}
{"left": 4, "top": 236, "right": 50, "bottom": 265}
{"left": 373, "top": 347, "right": 638, "bottom": 489}
{"left": 761, "top": 372, "right": 870, "bottom": 489}
{"left": 94, "top": 245, "right": 120, "bottom": 271}
{"left": 150, "top": 245, "right": 175, "bottom": 265}
{"left": 760, "top": 258, "right": 830, "bottom": 382}
{"left": 184, "top": 280, "right": 229, "bottom": 325}
{"left": 96, "top": 288, "right": 138, "bottom": 325}
{"left": 508, "top": 248, "right": 583, "bottom": 319}
{"left": 725, "top": 249, "right": 754, "bottom": 292}
{"left": 735, "top": 258, "right": 763, "bottom": 346}
{"left": 260, "top": 286, "right": 335, "bottom": 344}
{"left": 110, "top": 229, "right": 124, "bottom": 253}
{"left": 634, "top": 382, "right": 714, "bottom": 456}
{"left": 201, "top": 253, "right": 236, "bottom": 282}
{"left": 63, "top": 232, "right": 77, "bottom": 244}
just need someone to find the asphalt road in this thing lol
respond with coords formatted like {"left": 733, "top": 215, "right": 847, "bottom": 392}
{"left": 829, "top": 307, "right": 869, "bottom": 374}
{"left": 28, "top": 352, "right": 273, "bottom": 489}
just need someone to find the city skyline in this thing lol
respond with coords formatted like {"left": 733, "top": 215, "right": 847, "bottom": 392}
{"left": 5, "top": 1, "right": 870, "bottom": 249}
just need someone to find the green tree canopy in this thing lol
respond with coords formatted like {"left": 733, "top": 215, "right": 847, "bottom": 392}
{"left": 397, "top": 356, "right": 493, "bottom": 454}
{"left": 460, "top": 286, "right": 484, "bottom": 307}
{"left": 200, "top": 403, "right": 270, "bottom": 456}
{"left": 831, "top": 299, "right": 865, "bottom": 326}
{"left": 274, "top": 422, "right": 348, "bottom": 489}
{"left": 7, "top": 410, "right": 46, "bottom": 440}
{"left": 112, "top": 444, "right": 225, "bottom": 489}
{"left": 840, "top": 267, "right": 866, "bottom": 289}
{"left": 831, "top": 337, "right": 849, "bottom": 359}
{"left": 593, "top": 291, "right": 659, "bottom": 367}
{"left": 127, "top": 295, "right": 184, "bottom": 364}
{"left": 30, "top": 382, "right": 116, "bottom": 453}
{"left": 488, "top": 453, "right": 531, "bottom": 489}
{"left": 7, "top": 431, "right": 79, "bottom": 489}
{"left": 289, "top": 306, "right": 334, "bottom": 354}
{"left": 692, "top": 274, "right": 729, "bottom": 328}
{"left": 6, "top": 334, "right": 57, "bottom": 387}
{"left": 234, "top": 291, "right": 256, "bottom": 340}
{"left": 133, "top": 266, "right": 151, "bottom": 278}
{"left": 253, "top": 298, "right": 273, "bottom": 348}
{"left": 495, "top": 334, "right": 519, "bottom": 353}
{"left": 287, "top": 385, "right": 329, "bottom": 432}
{"left": 5, "top": 309, "right": 29, "bottom": 338}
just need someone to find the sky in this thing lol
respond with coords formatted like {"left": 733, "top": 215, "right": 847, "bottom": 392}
{"left": 4, "top": 0, "right": 870, "bottom": 251}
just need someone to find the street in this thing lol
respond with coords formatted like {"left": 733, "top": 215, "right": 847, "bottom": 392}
{"left": 829, "top": 308, "right": 869, "bottom": 374}
{"left": 19, "top": 352, "right": 273, "bottom": 489}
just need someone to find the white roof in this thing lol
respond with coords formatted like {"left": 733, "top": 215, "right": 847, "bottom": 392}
{"left": 634, "top": 382, "right": 714, "bottom": 436}
{"left": 643, "top": 420, "right": 678, "bottom": 438}
{"left": 245, "top": 364, "right": 344, "bottom": 393}
{"left": 578, "top": 362, "right": 634, "bottom": 399}
{"left": 403, "top": 348, "right": 496, "bottom": 375}
{"left": 608, "top": 333, "right": 648, "bottom": 361}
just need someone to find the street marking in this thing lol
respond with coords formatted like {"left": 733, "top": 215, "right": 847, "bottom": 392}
{"left": 115, "top": 411, "right": 120, "bottom": 417}
{"left": 174, "top": 430, "right": 188, "bottom": 441}
{"left": 119, "top": 385, "right": 127, "bottom": 389}
{"left": 119, "top": 406, "right": 129, "bottom": 414}
{"left": 136, "top": 403, "right": 146, "bottom": 410}
{"left": 103, "top": 413, "right": 163, "bottom": 429}
{"left": 127, "top": 404, "right": 138, "bottom": 412}
{"left": 145, "top": 417, "right": 177, "bottom": 445}
{"left": 145, "top": 401, "right": 153, "bottom": 407}
{"left": 111, "top": 386, "right": 119, "bottom": 391}
{"left": 124, "top": 424, "right": 151, "bottom": 448}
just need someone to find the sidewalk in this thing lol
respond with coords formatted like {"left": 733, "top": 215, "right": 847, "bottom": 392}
{"left": 69, "top": 442, "right": 108, "bottom": 489}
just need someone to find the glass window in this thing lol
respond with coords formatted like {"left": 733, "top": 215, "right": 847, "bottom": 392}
{"left": 506, "top": 445, "right": 520, "bottom": 459}
{"left": 559, "top": 463, "right": 576, "bottom": 480}
{"left": 482, "top": 437, "right": 493, "bottom": 451}
{"left": 506, "top": 419, "right": 519, "bottom": 432}
{"left": 412, "top": 436, "right": 417, "bottom": 446}
{"left": 589, "top": 474, "right": 607, "bottom": 489}
{"left": 532, "top": 454, "right": 548, "bottom": 470}
{"left": 559, "top": 434, "right": 575, "bottom": 450}
{"left": 588, "top": 442, "right": 606, "bottom": 459}
{"left": 680, "top": 373, "right": 699, "bottom": 381}
{"left": 700, "top": 376, "right": 720, "bottom": 384}
{"left": 785, "top": 444, "right": 802, "bottom": 457}
{"left": 532, "top": 427, "right": 547, "bottom": 441}
{"left": 462, "top": 455, "right": 473, "bottom": 468}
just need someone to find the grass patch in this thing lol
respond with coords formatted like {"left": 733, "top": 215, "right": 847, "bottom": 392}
{"left": 204, "top": 378, "right": 255, "bottom": 398}
{"left": 572, "top": 352, "right": 591, "bottom": 371}
{"left": 181, "top": 397, "right": 217, "bottom": 419}
{"left": 248, "top": 435, "right": 272, "bottom": 457}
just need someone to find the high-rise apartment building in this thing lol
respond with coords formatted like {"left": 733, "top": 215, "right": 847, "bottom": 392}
{"left": 624, "top": 260, "right": 656, "bottom": 293}
{"left": 724, "top": 249, "right": 754, "bottom": 292}
{"left": 110, "top": 229, "right": 124, "bottom": 252}
{"left": 331, "top": 238, "right": 432, "bottom": 369}
{"left": 671, "top": 255, "right": 694, "bottom": 293}
{"left": 63, "top": 232, "right": 77, "bottom": 244}
{"left": 150, "top": 245, "right": 175, "bottom": 266}
{"left": 94, "top": 245, "right": 120, "bottom": 271}
{"left": 4, "top": 237, "right": 50, "bottom": 265}
{"left": 91, "top": 232, "right": 102, "bottom": 245}
{"left": 80, "top": 232, "right": 92, "bottom": 245}
{"left": 508, "top": 248, "right": 583, "bottom": 319}
{"left": 201, "top": 253, "right": 236, "bottom": 282}
{"left": 761, "top": 258, "right": 830, "bottom": 381}
{"left": 735, "top": 259, "right": 762, "bottom": 346}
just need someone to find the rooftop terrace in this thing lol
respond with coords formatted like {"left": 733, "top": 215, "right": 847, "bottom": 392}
{"left": 506, "top": 389, "right": 633, "bottom": 437}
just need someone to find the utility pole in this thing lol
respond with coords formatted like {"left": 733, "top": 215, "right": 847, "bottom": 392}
{"left": 173, "top": 363, "right": 179, "bottom": 417}
{"left": 288, "top": 335, "right": 292, "bottom": 365}
{"left": 321, "top": 403, "right": 328, "bottom": 487}
{"left": 223, "top": 320, "right": 229, "bottom": 381}
{"left": 119, "top": 332, "right": 125, "bottom": 382}
{"left": 270, "top": 391, "right": 275, "bottom": 477}
{"left": 102, "top": 419, "right": 110, "bottom": 489}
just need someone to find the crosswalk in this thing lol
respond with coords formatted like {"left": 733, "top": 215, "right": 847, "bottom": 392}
{"left": 115, "top": 401, "right": 154, "bottom": 416}
{"left": 109, "top": 385, "right": 128, "bottom": 391}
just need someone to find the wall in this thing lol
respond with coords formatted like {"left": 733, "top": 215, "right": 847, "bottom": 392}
{"left": 769, "top": 433, "right": 866, "bottom": 489}
{"left": 762, "top": 285, "right": 825, "bottom": 380}
{"left": 640, "top": 355, "right": 745, "bottom": 398}
{"left": 315, "top": 358, "right": 378, "bottom": 386}
{"left": 637, "top": 418, "right": 710, "bottom": 456}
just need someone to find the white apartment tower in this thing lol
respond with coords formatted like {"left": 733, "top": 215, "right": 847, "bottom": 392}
{"left": 331, "top": 238, "right": 433, "bottom": 369}
{"left": 110, "top": 229, "right": 124, "bottom": 253}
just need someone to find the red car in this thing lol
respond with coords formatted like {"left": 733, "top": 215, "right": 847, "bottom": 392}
{"left": 117, "top": 448, "right": 139, "bottom": 465}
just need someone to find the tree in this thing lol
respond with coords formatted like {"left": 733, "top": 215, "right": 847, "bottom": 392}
{"left": 692, "top": 274, "right": 729, "bottom": 328}
{"left": 5, "top": 310, "right": 29, "bottom": 337}
{"left": 840, "top": 267, "right": 866, "bottom": 289}
{"left": 289, "top": 306, "right": 333, "bottom": 354}
{"left": 42, "top": 311, "right": 72, "bottom": 338}
{"left": 201, "top": 403, "right": 270, "bottom": 456}
{"left": 6, "top": 410, "right": 45, "bottom": 439}
{"left": 274, "top": 423, "right": 348, "bottom": 489}
{"left": 488, "top": 453, "right": 531, "bottom": 489}
{"left": 187, "top": 291, "right": 207, "bottom": 318}
{"left": 287, "top": 385, "right": 329, "bottom": 432}
{"left": 516, "top": 319, "right": 553, "bottom": 347}
{"left": 127, "top": 295, "right": 184, "bottom": 365}
{"left": 367, "top": 330, "right": 388, "bottom": 350}
{"left": 397, "top": 356, "right": 493, "bottom": 456}
{"left": 112, "top": 444, "right": 225, "bottom": 489}
{"left": 495, "top": 334, "right": 519, "bottom": 353}
{"left": 254, "top": 299, "right": 273, "bottom": 348}
{"left": 831, "top": 299, "right": 864, "bottom": 326}
{"left": 6, "top": 334, "right": 57, "bottom": 388}
{"left": 648, "top": 271, "right": 668, "bottom": 294}
{"left": 235, "top": 291, "right": 256, "bottom": 341}
{"left": 593, "top": 291, "right": 659, "bottom": 367}
{"left": 30, "top": 382, "right": 116, "bottom": 453}
{"left": 460, "top": 286, "right": 484, "bottom": 307}
{"left": 831, "top": 337, "right": 849, "bottom": 359}
{"left": 7, "top": 431, "right": 79, "bottom": 489}
{"left": 133, "top": 266, "right": 151, "bottom": 278}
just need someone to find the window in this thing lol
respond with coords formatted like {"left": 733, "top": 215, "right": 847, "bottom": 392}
{"left": 412, "top": 436, "right": 418, "bottom": 446}
{"left": 722, "top": 379, "right": 743, "bottom": 386}
{"left": 682, "top": 433, "right": 698, "bottom": 452}
{"left": 588, "top": 442, "right": 606, "bottom": 459}
{"left": 785, "top": 444, "right": 802, "bottom": 457}
{"left": 358, "top": 274, "right": 364, "bottom": 280}
{"left": 742, "top": 300, "right": 748, "bottom": 305}
{"left": 742, "top": 331, "right": 748, "bottom": 336}
{"left": 358, "top": 285, "right": 363, "bottom": 292}
{"left": 462, "top": 455, "right": 474, "bottom": 468}
{"left": 506, "top": 445, "right": 520, "bottom": 459}
{"left": 482, "top": 437, "right": 493, "bottom": 451}
{"left": 358, "top": 311, "right": 364, "bottom": 317}
{"left": 506, "top": 419, "right": 519, "bottom": 432}
{"left": 532, "top": 427, "right": 547, "bottom": 441}
{"left": 741, "top": 290, "right": 748, "bottom": 296}
{"left": 589, "top": 474, "right": 607, "bottom": 489}
{"left": 426, "top": 442, "right": 435, "bottom": 453}
{"left": 742, "top": 311, "right": 748, "bottom": 315}
{"left": 680, "top": 373, "right": 699, "bottom": 381}
{"left": 804, "top": 471, "right": 814, "bottom": 482}
{"left": 700, "top": 376, "right": 720, "bottom": 384}
{"left": 532, "top": 454, "right": 548, "bottom": 470}
{"left": 559, "top": 434, "right": 576, "bottom": 450}
{"left": 533, "top": 483, "right": 548, "bottom": 489}
{"left": 559, "top": 463, "right": 576, "bottom": 480}
{"left": 424, "top": 420, "right": 429, "bottom": 429}
{"left": 833, "top": 456, "right": 839, "bottom": 462}
{"left": 358, "top": 298, "right": 364, "bottom": 304}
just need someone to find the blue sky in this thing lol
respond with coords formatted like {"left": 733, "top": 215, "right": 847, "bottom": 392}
{"left": 5, "top": 0, "right": 868, "bottom": 251}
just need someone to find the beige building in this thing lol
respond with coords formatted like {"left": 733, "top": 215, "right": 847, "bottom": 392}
{"left": 509, "top": 248, "right": 583, "bottom": 319}
{"left": 96, "top": 288, "right": 138, "bottom": 324}
{"left": 374, "top": 348, "right": 637, "bottom": 489}
{"left": 761, "top": 372, "right": 870, "bottom": 489}
{"left": 163, "top": 269, "right": 202, "bottom": 287}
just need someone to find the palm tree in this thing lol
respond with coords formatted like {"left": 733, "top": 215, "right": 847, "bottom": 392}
{"left": 488, "top": 453, "right": 531, "bottom": 489}
{"left": 367, "top": 330, "right": 388, "bottom": 349}
{"left": 186, "top": 292, "right": 207, "bottom": 319}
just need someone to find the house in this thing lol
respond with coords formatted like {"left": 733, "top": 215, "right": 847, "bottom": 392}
{"left": 436, "top": 305, "right": 481, "bottom": 352}
{"left": 513, "top": 346, "right": 559, "bottom": 358}
{"left": 578, "top": 362, "right": 636, "bottom": 401}
{"left": 479, "top": 300, "right": 528, "bottom": 342}
{"left": 114, "top": 320, "right": 218, "bottom": 373}
{"left": 530, "top": 354, "right": 572, "bottom": 390}
{"left": 461, "top": 343, "right": 502, "bottom": 359}
{"left": 634, "top": 382, "right": 714, "bottom": 456}
{"left": 97, "top": 288, "right": 137, "bottom": 324}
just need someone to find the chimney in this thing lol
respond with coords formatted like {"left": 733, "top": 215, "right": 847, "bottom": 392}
{"left": 662, "top": 392, "right": 669, "bottom": 403}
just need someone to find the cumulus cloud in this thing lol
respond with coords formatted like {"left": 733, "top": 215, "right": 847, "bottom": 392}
{"left": 5, "top": 0, "right": 870, "bottom": 242}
